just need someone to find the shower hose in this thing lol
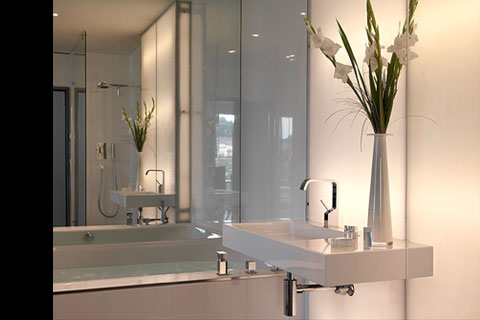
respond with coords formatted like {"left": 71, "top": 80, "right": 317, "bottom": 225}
{"left": 98, "top": 160, "right": 120, "bottom": 218}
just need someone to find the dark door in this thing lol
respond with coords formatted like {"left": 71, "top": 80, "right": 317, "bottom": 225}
{"left": 53, "top": 88, "right": 70, "bottom": 227}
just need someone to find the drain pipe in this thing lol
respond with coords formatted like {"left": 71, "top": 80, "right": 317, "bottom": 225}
{"left": 284, "top": 272, "right": 355, "bottom": 317}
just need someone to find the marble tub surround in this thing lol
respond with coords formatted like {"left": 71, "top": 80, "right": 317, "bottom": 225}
{"left": 223, "top": 220, "right": 433, "bottom": 286}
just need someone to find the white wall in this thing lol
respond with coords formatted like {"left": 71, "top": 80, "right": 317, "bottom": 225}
{"left": 307, "top": 0, "right": 407, "bottom": 318}
{"left": 406, "top": 0, "right": 480, "bottom": 318}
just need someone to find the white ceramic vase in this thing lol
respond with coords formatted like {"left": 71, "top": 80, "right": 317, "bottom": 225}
{"left": 367, "top": 134, "right": 393, "bottom": 246}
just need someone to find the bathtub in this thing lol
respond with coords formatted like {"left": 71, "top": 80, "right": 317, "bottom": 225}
{"left": 53, "top": 223, "right": 223, "bottom": 246}
{"left": 53, "top": 223, "right": 307, "bottom": 319}
{"left": 53, "top": 223, "right": 272, "bottom": 293}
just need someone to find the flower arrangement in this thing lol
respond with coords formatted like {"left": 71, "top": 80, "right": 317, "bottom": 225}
{"left": 303, "top": 0, "right": 419, "bottom": 134}
{"left": 122, "top": 98, "right": 155, "bottom": 152}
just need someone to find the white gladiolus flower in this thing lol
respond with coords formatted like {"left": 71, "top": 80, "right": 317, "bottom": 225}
{"left": 334, "top": 62, "right": 353, "bottom": 83}
{"left": 320, "top": 37, "right": 342, "bottom": 58}
{"left": 310, "top": 29, "right": 324, "bottom": 48}
{"left": 387, "top": 30, "right": 419, "bottom": 65}
{"left": 395, "top": 47, "right": 418, "bottom": 65}
{"left": 310, "top": 27, "right": 341, "bottom": 58}
{"left": 363, "top": 42, "right": 388, "bottom": 71}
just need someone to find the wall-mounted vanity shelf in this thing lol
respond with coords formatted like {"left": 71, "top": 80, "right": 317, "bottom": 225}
{"left": 223, "top": 220, "right": 433, "bottom": 316}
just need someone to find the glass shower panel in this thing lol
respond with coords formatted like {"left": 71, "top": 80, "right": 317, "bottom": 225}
{"left": 53, "top": 29, "right": 86, "bottom": 227}
{"left": 72, "top": 34, "right": 86, "bottom": 226}
{"left": 240, "top": 0, "right": 308, "bottom": 222}
{"left": 190, "top": 0, "right": 241, "bottom": 231}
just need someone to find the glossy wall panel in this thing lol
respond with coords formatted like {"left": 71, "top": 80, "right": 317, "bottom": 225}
{"left": 191, "top": 0, "right": 241, "bottom": 230}
{"left": 241, "top": 0, "right": 308, "bottom": 222}
{"left": 406, "top": 0, "right": 480, "bottom": 318}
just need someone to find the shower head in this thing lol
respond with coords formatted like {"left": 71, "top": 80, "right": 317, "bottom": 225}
{"left": 97, "top": 81, "right": 110, "bottom": 89}
{"left": 97, "top": 81, "right": 129, "bottom": 96}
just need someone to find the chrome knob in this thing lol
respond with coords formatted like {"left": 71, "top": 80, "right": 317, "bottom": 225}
{"left": 344, "top": 225, "right": 358, "bottom": 238}
{"left": 216, "top": 251, "right": 228, "bottom": 275}
{"left": 245, "top": 260, "right": 257, "bottom": 274}
{"left": 83, "top": 232, "right": 94, "bottom": 243}
{"left": 335, "top": 284, "right": 355, "bottom": 296}
{"left": 126, "top": 212, "right": 133, "bottom": 225}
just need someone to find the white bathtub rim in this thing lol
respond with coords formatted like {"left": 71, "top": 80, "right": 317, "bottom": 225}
{"left": 53, "top": 267, "right": 285, "bottom": 294}
{"left": 53, "top": 236, "right": 221, "bottom": 252}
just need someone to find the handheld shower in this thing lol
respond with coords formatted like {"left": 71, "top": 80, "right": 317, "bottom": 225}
{"left": 98, "top": 143, "right": 120, "bottom": 218}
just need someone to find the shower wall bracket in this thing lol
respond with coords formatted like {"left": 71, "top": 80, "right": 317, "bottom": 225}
{"left": 284, "top": 272, "right": 354, "bottom": 317}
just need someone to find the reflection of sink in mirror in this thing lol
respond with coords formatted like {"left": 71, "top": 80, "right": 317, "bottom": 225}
{"left": 110, "top": 191, "right": 176, "bottom": 208}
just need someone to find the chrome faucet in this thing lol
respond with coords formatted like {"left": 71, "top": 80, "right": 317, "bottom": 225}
{"left": 142, "top": 217, "right": 164, "bottom": 225}
{"left": 300, "top": 178, "right": 337, "bottom": 227}
{"left": 144, "top": 169, "right": 169, "bottom": 225}
{"left": 145, "top": 169, "right": 165, "bottom": 194}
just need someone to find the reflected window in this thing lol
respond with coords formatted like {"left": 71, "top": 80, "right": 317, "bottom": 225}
{"left": 215, "top": 114, "right": 235, "bottom": 191}
{"left": 280, "top": 116, "right": 293, "bottom": 215}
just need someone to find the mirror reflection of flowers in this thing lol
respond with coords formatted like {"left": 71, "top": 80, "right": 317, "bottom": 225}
{"left": 303, "top": 0, "right": 419, "bottom": 135}
{"left": 122, "top": 98, "right": 155, "bottom": 152}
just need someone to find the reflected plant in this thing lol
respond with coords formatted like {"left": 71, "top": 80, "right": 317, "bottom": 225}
{"left": 122, "top": 98, "right": 155, "bottom": 152}
{"left": 303, "top": 0, "right": 420, "bottom": 137}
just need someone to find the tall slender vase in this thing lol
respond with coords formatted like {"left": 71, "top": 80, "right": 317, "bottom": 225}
{"left": 367, "top": 134, "right": 393, "bottom": 246}
{"left": 134, "top": 151, "right": 143, "bottom": 191}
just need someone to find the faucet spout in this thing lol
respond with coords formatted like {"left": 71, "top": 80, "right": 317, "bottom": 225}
{"left": 300, "top": 178, "right": 337, "bottom": 227}
{"left": 145, "top": 169, "right": 165, "bottom": 194}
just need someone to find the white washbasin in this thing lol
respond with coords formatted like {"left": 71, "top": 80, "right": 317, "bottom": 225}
{"left": 110, "top": 191, "right": 176, "bottom": 208}
{"left": 223, "top": 220, "right": 433, "bottom": 286}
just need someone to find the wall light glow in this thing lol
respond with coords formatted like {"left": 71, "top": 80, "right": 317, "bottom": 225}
{"left": 53, "top": 13, "right": 59, "bottom": 17}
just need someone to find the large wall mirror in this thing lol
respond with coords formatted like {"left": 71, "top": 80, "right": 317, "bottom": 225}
{"left": 53, "top": 0, "right": 194, "bottom": 227}
{"left": 53, "top": 0, "right": 303, "bottom": 231}
{"left": 53, "top": 0, "right": 245, "bottom": 229}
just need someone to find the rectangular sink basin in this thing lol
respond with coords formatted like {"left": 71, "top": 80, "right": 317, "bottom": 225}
{"left": 110, "top": 191, "right": 176, "bottom": 208}
{"left": 223, "top": 220, "right": 433, "bottom": 286}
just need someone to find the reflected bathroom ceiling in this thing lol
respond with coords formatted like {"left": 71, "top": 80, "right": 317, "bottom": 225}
{"left": 53, "top": 0, "right": 174, "bottom": 54}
